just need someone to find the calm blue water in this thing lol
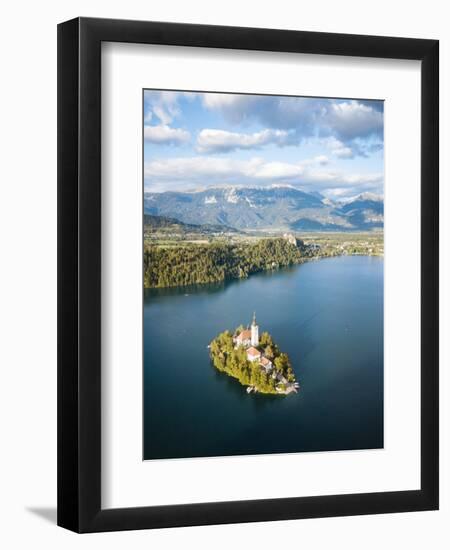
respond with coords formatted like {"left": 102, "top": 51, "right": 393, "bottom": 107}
{"left": 144, "top": 255, "right": 383, "bottom": 460}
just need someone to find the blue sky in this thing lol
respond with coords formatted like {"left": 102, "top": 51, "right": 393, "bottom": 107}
{"left": 143, "top": 90, "right": 384, "bottom": 201}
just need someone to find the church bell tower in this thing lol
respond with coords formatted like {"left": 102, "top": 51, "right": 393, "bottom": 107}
{"left": 251, "top": 312, "right": 259, "bottom": 347}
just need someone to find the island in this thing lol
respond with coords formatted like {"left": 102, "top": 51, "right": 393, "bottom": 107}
{"left": 209, "top": 313, "right": 299, "bottom": 395}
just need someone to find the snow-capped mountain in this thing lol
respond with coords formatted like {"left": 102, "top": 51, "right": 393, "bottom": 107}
{"left": 144, "top": 186, "right": 384, "bottom": 231}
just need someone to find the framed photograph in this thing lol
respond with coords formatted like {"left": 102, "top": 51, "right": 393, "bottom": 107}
{"left": 57, "top": 17, "right": 439, "bottom": 532}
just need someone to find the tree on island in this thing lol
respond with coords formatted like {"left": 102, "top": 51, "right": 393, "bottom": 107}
{"left": 264, "top": 345, "right": 274, "bottom": 360}
{"left": 209, "top": 326, "right": 299, "bottom": 395}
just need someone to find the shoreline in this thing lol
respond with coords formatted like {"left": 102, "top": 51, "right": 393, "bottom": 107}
{"left": 209, "top": 326, "right": 299, "bottom": 396}
{"left": 144, "top": 251, "right": 384, "bottom": 290}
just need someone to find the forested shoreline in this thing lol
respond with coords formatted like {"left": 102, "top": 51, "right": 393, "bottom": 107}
{"left": 143, "top": 238, "right": 307, "bottom": 288}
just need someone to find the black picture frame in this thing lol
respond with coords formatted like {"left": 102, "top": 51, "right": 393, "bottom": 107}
{"left": 57, "top": 17, "right": 439, "bottom": 533}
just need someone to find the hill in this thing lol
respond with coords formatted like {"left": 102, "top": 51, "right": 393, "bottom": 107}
{"left": 143, "top": 214, "right": 238, "bottom": 234}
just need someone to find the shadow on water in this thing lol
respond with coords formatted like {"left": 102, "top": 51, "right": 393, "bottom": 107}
{"left": 211, "top": 364, "right": 247, "bottom": 398}
{"left": 145, "top": 263, "right": 305, "bottom": 300}
{"left": 146, "top": 280, "right": 227, "bottom": 299}
{"left": 211, "top": 361, "right": 297, "bottom": 412}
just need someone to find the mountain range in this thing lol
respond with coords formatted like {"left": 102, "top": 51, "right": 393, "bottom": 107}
{"left": 144, "top": 186, "right": 383, "bottom": 232}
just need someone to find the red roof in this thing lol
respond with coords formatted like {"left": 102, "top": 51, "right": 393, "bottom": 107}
{"left": 247, "top": 347, "right": 261, "bottom": 358}
{"left": 236, "top": 330, "right": 251, "bottom": 341}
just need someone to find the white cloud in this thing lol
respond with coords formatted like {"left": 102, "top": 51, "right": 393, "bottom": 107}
{"left": 143, "top": 93, "right": 384, "bottom": 199}
{"left": 326, "top": 187, "right": 356, "bottom": 199}
{"left": 201, "top": 93, "right": 318, "bottom": 131}
{"left": 323, "top": 137, "right": 355, "bottom": 159}
{"left": 333, "top": 146, "right": 354, "bottom": 159}
{"left": 146, "top": 157, "right": 238, "bottom": 180}
{"left": 144, "top": 125, "right": 190, "bottom": 145}
{"left": 145, "top": 156, "right": 305, "bottom": 182}
{"left": 252, "top": 161, "right": 304, "bottom": 179}
{"left": 313, "top": 155, "right": 329, "bottom": 165}
{"left": 146, "top": 156, "right": 260, "bottom": 180}
{"left": 201, "top": 93, "right": 383, "bottom": 154}
{"left": 144, "top": 155, "right": 383, "bottom": 198}
{"left": 341, "top": 173, "right": 381, "bottom": 185}
{"left": 144, "top": 91, "right": 183, "bottom": 125}
{"left": 328, "top": 101, "right": 383, "bottom": 141}
{"left": 196, "top": 128, "right": 297, "bottom": 153}
{"left": 201, "top": 93, "right": 242, "bottom": 110}
{"left": 152, "top": 106, "right": 173, "bottom": 125}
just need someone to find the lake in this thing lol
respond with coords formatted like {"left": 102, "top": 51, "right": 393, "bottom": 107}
{"left": 144, "top": 255, "right": 384, "bottom": 460}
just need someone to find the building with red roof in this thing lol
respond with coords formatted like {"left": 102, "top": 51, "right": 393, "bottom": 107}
{"left": 246, "top": 346, "right": 261, "bottom": 362}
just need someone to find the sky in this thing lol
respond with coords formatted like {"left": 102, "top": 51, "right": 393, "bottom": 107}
{"left": 143, "top": 90, "right": 384, "bottom": 201}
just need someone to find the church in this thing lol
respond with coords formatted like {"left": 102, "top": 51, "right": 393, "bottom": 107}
{"left": 233, "top": 314, "right": 273, "bottom": 371}
{"left": 233, "top": 312, "right": 259, "bottom": 348}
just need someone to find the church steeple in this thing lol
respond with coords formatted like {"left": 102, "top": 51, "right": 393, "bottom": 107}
{"left": 251, "top": 312, "right": 259, "bottom": 346}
